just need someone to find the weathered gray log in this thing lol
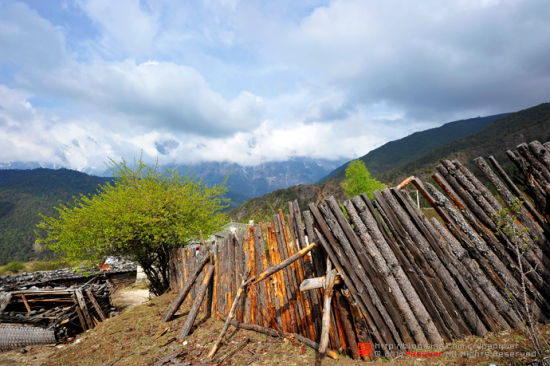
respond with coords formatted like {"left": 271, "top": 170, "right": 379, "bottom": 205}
{"left": 178, "top": 264, "right": 215, "bottom": 340}
{"left": 318, "top": 200, "right": 401, "bottom": 347}
{"left": 488, "top": 155, "right": 550, "bottom": 234}
{"left": 422, "top": 192, "right": 524, "bottom": 330}
{"left": 434, "top": 166, "right": 541, "bottom": 305}
{"left": 344, "top": 198, "right": 426, "bottom": 345}
{"left": 325, "top": 196, "right": 410, "bottom": 345}
{"left": 383, "top": 188, "right": 486, "bottom": 338}
{"left": 506, "top": 150, "right": 550, "bottom": 213}
{"left": 319, "top": 260, "right": 335, "bottom": 359}
{"left": 530, "top": 140, "right": 550, "bottom": 172}
{"left": 309, "top": 202, "right": 390, "bottom": 356}
{"left": 207, "top": 271, "right": 254, "bottom": 359}
{"left": 455, "top": 159, "right": 548, "bottom": 276}
{"left": 518, "top": 143, "right": 550, "bottom": 185}
{"left": 361, "top": 191, "right": 465, "bottom": 337}
{"left": 475, "top": 157, "right": 550, "bottom": 265}
{"left": 371, "top": 192, "right": 454, "bottom": 343}
{"left": 303, "top": 210, "right": 326, "bottom": 276}
{"left": 428, "top": 177, "right": 544, "bottom": 320}
{"left": 163, "top": 253, "right": 210, "bottom": 322}
{"left": 441, "top": 160, "right": 550, "bottom": 301}
{"left": 402, "top": 189, "right": 508, "bottom": 330}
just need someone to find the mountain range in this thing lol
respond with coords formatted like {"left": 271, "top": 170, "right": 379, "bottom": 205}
{"left": 3, "top": 102, "right": 550, "bottom": 264}
{"left": 230, "top": 102, "right": 550, "bottom": 221}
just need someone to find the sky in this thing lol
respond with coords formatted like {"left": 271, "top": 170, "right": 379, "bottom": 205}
{"left": 1, "top": 0, "right": 550, "bottom": 171}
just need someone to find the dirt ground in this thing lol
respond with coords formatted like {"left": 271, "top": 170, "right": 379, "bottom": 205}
{"left": 1, "top": 287, "right": 550, "bottom": 365}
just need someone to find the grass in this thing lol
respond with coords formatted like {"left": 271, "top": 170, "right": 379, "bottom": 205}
{"left": 0, "top": 259, "right": 90, "bottom": 276}
{"left": 41, "top": 288, "right": 550, "bottom": 366}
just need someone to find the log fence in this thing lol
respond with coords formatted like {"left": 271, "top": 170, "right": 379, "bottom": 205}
{"left": 166, "top": 139, "right": 550, "bottom": 361}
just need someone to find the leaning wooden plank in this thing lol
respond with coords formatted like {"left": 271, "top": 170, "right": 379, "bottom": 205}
{"left": 207, "top": 270, "right": 254, "bottom": 359}
{"left": 85, "top": 288, "right": 107, "bottom": 321}
{"left": 252, "top": 241, "right": 319, "bottom": 285}
{"left": 75, "top": 289, "right": 94, "bottom": 329}
{"left": 178, "top": 264, "right": 216, "bottom": 340}
{"left": 162, "top": 253, "right": 211, "bottom": 322}
{"left": 220, "top": 317, "right": 339, "bottom": 360}
{"left": 319, "top": 261, "right": 336, "bottom": 359}
{"left": 74, "top": 305, "right": 88, "bottom": 331}
{"left": 20, "top": 294, "right": 31, "bottom": 314}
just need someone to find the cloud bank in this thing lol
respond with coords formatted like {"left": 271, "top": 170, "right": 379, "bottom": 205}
{"left": 0, "top": 0, "right": 549, "bottom": 170}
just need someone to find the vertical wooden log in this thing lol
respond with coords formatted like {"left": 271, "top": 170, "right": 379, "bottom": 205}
{"left": 319, "top": 260, "right": 335, "bottom": 359}
{"left": 253, "top": 225, "right": 268, "bottom": 327}
{"left": 247, "top": 225, "right": 257, "bottom": 324}
{"left": 267, "top": 222, "right": 291, "bottom": 332}
{"left": 274, "top": 214, "right": 299, "bottom": 334}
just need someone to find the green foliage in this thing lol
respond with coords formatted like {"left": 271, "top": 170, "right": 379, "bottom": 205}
{"left": 0, "top": 261, "right": 25, "bottom": 274}
{"left": 343, "top": 160, "right": 384, "bottom": 199}
{"left": 35, "top": 157, "right": 228, "bottom": 295}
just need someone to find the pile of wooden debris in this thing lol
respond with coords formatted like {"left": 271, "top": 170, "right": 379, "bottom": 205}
{"left": 0, "top": 263, "right": 137, "bottom": 350}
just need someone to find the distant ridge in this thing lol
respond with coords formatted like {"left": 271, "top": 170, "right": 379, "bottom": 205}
{"left": 322, "top": 113, "right": 510, "bottom": 182}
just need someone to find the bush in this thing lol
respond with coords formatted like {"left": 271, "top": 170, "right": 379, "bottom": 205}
{"left": 0, "top": 261, "right": 25, "bottom": 274}
{"left": 28, "top": 260, "right": 72, "bottom": 272}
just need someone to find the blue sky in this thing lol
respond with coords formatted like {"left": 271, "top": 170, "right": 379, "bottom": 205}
{"left": 1, "top": 0, "right": 550, "bottom": 171}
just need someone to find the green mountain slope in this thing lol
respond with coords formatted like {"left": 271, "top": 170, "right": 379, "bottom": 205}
{"left": 379, "top": 102, "right": 550, "bottom": 184}
{"left": 324, "top": 113, "right": 509, "bottom": 182}
{"left": 0, "top": 169, "right": 110, "bottom": 264}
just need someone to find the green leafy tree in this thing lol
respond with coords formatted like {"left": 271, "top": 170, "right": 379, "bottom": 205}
{"left": 35, "top": 157, "right": 228, "bottom": 295}
{"left": 343, "top": 160, "right": 384, "bottom": 199}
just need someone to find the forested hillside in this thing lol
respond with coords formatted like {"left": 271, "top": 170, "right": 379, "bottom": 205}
{"left": 0, "top": 169, "right": 109, "bottom": 264}
{"left": 378, "top": 102, "right": 550, "bottom": 184}
{"left": 228, "top": 181, "right": 345, "bottom": 223}
{"left": 324, "top": 113, "right": 509, "bottom": 181}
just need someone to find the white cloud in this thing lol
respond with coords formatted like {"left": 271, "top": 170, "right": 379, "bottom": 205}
{"left": 1, "top": 0, "right": 550, "bottom": 172}
{"left": 77, "top": 0, "right": 160, "bottom": 56}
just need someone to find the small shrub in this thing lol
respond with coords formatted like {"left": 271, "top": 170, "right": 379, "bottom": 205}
{"left": 28, "top": 260, "right": 72, "bottom": 272}
{"left": 0, "top": 261, "right": 25, "bottom": 274}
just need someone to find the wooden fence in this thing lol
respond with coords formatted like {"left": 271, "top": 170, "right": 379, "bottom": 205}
{"left": 168, "top": 139, "right": 550, "bottom": 360}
